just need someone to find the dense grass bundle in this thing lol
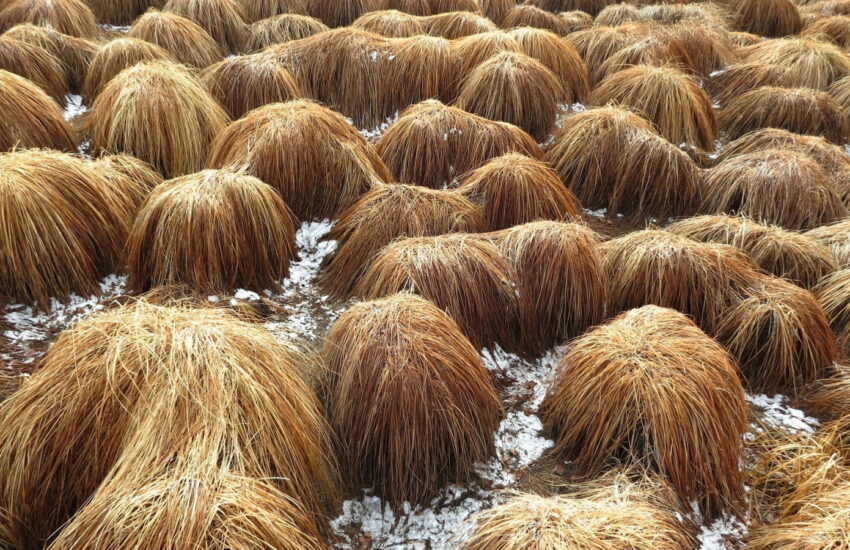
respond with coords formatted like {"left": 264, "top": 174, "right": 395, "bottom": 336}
{"left": 814, "top": 269, "right": 850, "bottom": 353}
{"left": 0, "top": 70, "right": 74, "bottom": 151}
{"left": 719, "top": 86, "right": 850, "bottom": 144}
{"left": 663, "top": 21, "right": 737, "bottom": 77}
{"left": 371, "top": 0, "right": 482, "bottom": 14}
{"left": 425, "top": 11, "right": 497, "bottom": 38}
{"left": 590, "top": 64, "right": 717, "bottom": 151}
{"left": 809, "top": 364, "right": 850, "bottom": 423}
{"left": 803, "top": 15, "right": 850, "bottom": 48}
{"left": 701, "top": 149, "right": 847, "bottom": 230}
{"left": 163, "top": 0, "right": 248, "bottom": 54}
{"left": 730, "top": 30, "right": 761, "bottom": 46}
{"left": 506, "top": 27, "right": 589, "bottom": 104}
{"left": 244, "top": 13, "right": 327, "bottom": 51}
{"left": 558, "top": 9, "right": 592, "bottom": 32}
{"left": 84, "top": 61, "right": 230, "bottom": 178}
{"left": 320, "top": 183, "right": 486, "bottom": 297}
{"left": 384, "top": 34, "right": 461, "bottom": 117}
{"left": 241, "top": 0, "right": 308, "bottom": 22}
{"left": 452, "top": 30, "right": 523, "bottom": 77}
{"left": 502, "top": 5, "right": 572, "bottom": 36}
{"left": 454, "top": 153, "right": 580, "bottom": 230}
{"left": 595, "top": 3, "right": 642, "bottom": 26}
{"left": 83, "top": 0, "right": 166, "bottom": 25}
{"left": 128, "top": 10, "right": 223, "bottom": 68}
{"left": 667, "top": 215, "right": 839, "bottom": 289}
{"left": 802, "top": 0, "right": 850, "bottom": 23}
{"left": 494, "top": 221, "right": 605, "bottom": 354}
{"left": 82, "top": 37, "right": 176, "bottom": 104}
{"left": 208, "top": 100, "right": 389, "bottom": 219}
{"left": 351, "top": 9, "right": 425, "bottom": 37}
{"left": 600, "top": 230, "right": 759, "bottom": 332}
{"left": 127, "top": 170, "right": 297, "bottom": 295}
{"left": 640, "top": 3, "right": 735, "bottom": 25}
{"left": 707, "top": 62, "right": 792, "bottom": 108}
{"left": 199, "top": 54, "right": 301, "bottom": 119}
{"left": 89, "top": 153, "right": 163, "bottom": 202}
{"left": 807, "top": 220, "right": 850, "bottom": 267}
{"left": 376, "top": 100, "right": 542, "bottom": 188}
{"left": 0, "top": 299, "right": 337, "bottom": 546}
{"left": 540, "top": 305, "right": 748, "bottom": 518}
{"left": 320, "top": 294, "right": 500, "bottom": 504}
{"left": 455, "top": 51, "right": 564, "bottom": 141}
{"left": 355, "top": 234, "right": 520, "bottom": 349}
{"left": 480, "top": 0, "right": 516, "bottom": 25}
{"left": 523, "top": 0, "right": 609, "bottom": 17}
{"left": 740, "top": 37, "right": 850, "bottom": 90}
{"left": 0, "top": 35, "right": 68, "bottom": 104}
{"left": 0, "top": 0, "right": 99, "bottom": 38}
{"left": 565, "top": 24, "right": 641, "bottom": 84}
{"left": 545, "top": 107, "right": 702, "bottom": 220}
{"left": 590, "top": 34, "right": 695, "bottom": 85}
{"left": 0, "top": 150, "right": 143, "bottom": 306}
{"left": 463, "top": 475, "right": 696, "bottom": 550}
{"left": 3, "top": 25, "right": 97, "bottom": 93}
{"left": 727, "top": 0, "right": 803, "bottom": 37}
{"left": 715, "top": 276, "right": 836, "bottom": 394}
{"left": 306, "top": 0, "right": 369, "bottom": 27}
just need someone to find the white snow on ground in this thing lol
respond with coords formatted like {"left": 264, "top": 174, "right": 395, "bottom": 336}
{"left": 694, "top": 503, "right": 749, "bottom": 550}
{"left": 746, "top": 393, "right": 820, "bottom": 434}
{"left": 63, "top": 94, "right": 87, "bottom": 121}
{"left": 358, "top": 113, "right": 399, "bottom": 142}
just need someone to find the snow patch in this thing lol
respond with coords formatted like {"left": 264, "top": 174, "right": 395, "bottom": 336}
{"left": 63, "top": 94, "right": 87, "bottom": 121}
{"left": 747, "top": 393, "right": 819, "bottom": 434}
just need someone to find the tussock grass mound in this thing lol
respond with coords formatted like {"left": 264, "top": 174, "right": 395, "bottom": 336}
{"left": 82, "top": 0, "right": 166, "bottom": 25}
{"left": 502, "top": 5, "right": 573, "bottom": 36}
{"left": 480, "top": 0, "right": 516, "bottom": 25}
{"left": 807, "top": 220, "right": 850, "bottom": 267}
{"left": 163, "top": 0, "right": 248, "bottom": 54}
{"left": 740, "top": 37, "right": 850, "bottom": 90}
{"left": 351, "top": 9, "right": 425, "bottom": 37}
{"left": 84, "top": 61, "right": 230, "bottom": 178}
{"left": 0, "top": 69, "right": 75, "bottom": 151}
{"left": 815, "top": 269, "right": 850, "bottom": 354}
{"left": 90, "top": 153, "right": 163, "bottom": 201}
{"left": 127, "top": 170, "right": 297, "bottom": 295}
{"left": 82, "top": 37, "right": 176, "bottom": 104}
{"left": 809, "top": 364, "right": 850, "bottom": 424}
{"left": 0, "top": 0, "right": 99, "bottom": 38}
{"left": 240, "top": 0, "right": 307, "bottom": 23}
{"left": 128, "top": 9, "right": 223, "bottom": 68}
{"left": 306, "top": 0, "right": 370, "bottom": 27}
{"left": 595, "top": 3, "right": 642, "bottom": 26}
{"left": 707, "top": 62, "right": 792, "bottom": 107}
{"left": 371, "top": 0, "right": 482, "bottom": 15}
{"left": 827, "top": 72, "right": 850, "bottom": 119}
{"left": 540, "top": 305, "right": 748, "bottom": 519}
{"left": 321, "top": 293, "right": 500, "bottom": 505}
{"left": 319, "top": 183, "right": 487, "bottom": 298}
{"left": 3, "top": 25, "right": 98, "bottom": 93}
{"left": 507, "top": 26, "right": 590, "bottom": 104}
{"left": 803, "top": 15, "right": 850, "bottom": 48}
{"left": 728, "top": 0, "right": 803, "bottom": 37}
{"left": 523, "top": 0, "right": 610, "bottom": 17}
{"left": 590, "top": 32, "right": 695, "bottom": 85}
{"left": 244, "top": 13, "right": 327, "bottom": 51}
{"left": 558, "top": 9, "right": 593, "bottom": 32}
{"left": 452, "top": 30, "right": 523, "bottom": 77}
{"left": 0, "top": 35, "right": 68, "bottom": 104}
{"left": 208, "top": 100, "right": 389, "bottom": 219}
{"left": 425, "top": 11, "right": 497, "bottom": 38}
{"left": 565, "top": 24, "right": 640, "bottom": 83}
{"left": 803, "top": 0, "right": 850, "bottom": 23}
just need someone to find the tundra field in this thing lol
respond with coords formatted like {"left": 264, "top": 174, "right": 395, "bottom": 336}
{"left": 1, "top": 0, "right": 850, "bottom": 548}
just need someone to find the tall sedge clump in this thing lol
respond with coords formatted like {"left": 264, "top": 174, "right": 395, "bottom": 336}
{"left": 0, "top": 69, "right": 75, "bottom": 151}
{"left": 82, "top": 38, "right": 176, "bottom": 104}
{"left": 0, "top": 0, "right": 100, "bottom": 38}
{"left": 163, "top": 0, "right": 248, "bottom": 54}
{"left": 128, "top": 9, "right": 223, "bottom": 69}
{"left": 3, "top": 24, "right": 98, "bottom": 94}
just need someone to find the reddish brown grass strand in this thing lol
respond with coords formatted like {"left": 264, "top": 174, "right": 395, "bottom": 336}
{"left": 740, "top": 37, "right": 850, "bottom": 90}
{"left": 319, "top": 182, "right": 487, "bottom": 298}
{"left": 507, "top": 26, "right": 590, "bottom": 103}
{"left": 717, "top": 276, "right": 836, "bottom": 395}
{"left": 454, "top": 153, "right": 581, "bottom": 230}
{"left": 128, "top": 10, "right": 223, "bottom": 69}
{"left": 89, "top": 153, "right": 162, "bottom": 210}
{"left": 127, "top": 170, "right": 297, "bottom": 295}
{"left": 807, "top": 220, "right": 850, "bottom": 268}
{"left": 0, "top": 35, "right": 68, "bottom": 104}
{"left": 321, "top": 293, "right": 500, "bottom": 505}
{"left": 245, "top": 13, "right": 327, "bottom": 50}
{"left": 425, "top": 11, "right": 497, "bottom": 38}
{"left": 82, "top": 0, "right": 167, "bottom": 25}
{"left": 663, "top": 21, "right": 738, "bottom": 77}
{"left": 545, "top": 107, "right": 702, "bottom": 220}
{"left": 502, "top": 5, "right": 572, "bottom": 36}
{"left": 600, "top": 229, "right": 759, "bottom": 332}
{"left": 707, "top": 62, "right": 794, "bottom": 107}
{"left": 370, "top": 0, "right": 482, "bottom": 15}
{"left": 0, "top": 150, "right": 139, "bottom": 307}
{"left": 84, "top": 61, "right": 230, "bottom": 179}
{"left": 595, "top": 3, "right": 642, "bottom": 26}
{"left": 639, "top": 3, "right": 735, "bottom": 26}
{"left": 376, "top": 99, "right": 543, "bottom": 189}
{"left": 355, "top": 234, "right": 521, "bottom": 349}
{"left": 352, "top": 9, "right": 425, "bottom": 37}
{"left": 305, "top": 0, "right": 370, "bottom": 27}
{"left": 591, "top": 33, "right": 696, "bottom": 85}
{"left": 667, "top": 215, "right": 839, "bottom": 289}
{"left": 729, "top": 30, "right": 761, "bottom": 46}
{"left": 803, "top": 0, "right": 850, "bottom": 24}
{"left": 565, "top": 24, "right": 640, "bottom": 84}
{"left": 82, "top": 37, "right": 176, "bottom": 105}
{"left": 0, "top": 0, "right": 99, "bottom": 38}
{"left": 0, "top": 70, "right": 75, "bottom": 151}
{"left": 493, "top": 221, "right": 606, "bottom": 354}
{"left": 163, "top": 0, "right": 248, "bottom": 54}
{"left": 701, "top": 149, "right": 847, "bottom": 231}
{"left": 3, "top": 25, "right": 97, "bottom": 94}
{"left": 208, "top": 100, "right": 389, "bottom": 220}
{"left": 524, "top": 0, "right": 610, "bottom": 17}
{"left": 540, "top": 305, "right": 748, "bottom": 519}
{"left": 199, "top": 53, "right": 302, "bottom": 119}
{"left": 828, "top": 73, "right": 850, "bottom": 119}
{"left": 452, "top": 30, "right": 524, "bottom": 78}
{"left": 558, "top": 9, "right": 592, "bottom": 32}
{"left": 815, "top": 269, "right": 850, "bottom": 353}
{"left": 480, "top": 0, "right": 516, "bottom": 25}
{"left": 809, "top": 364, "right": 850, "bottom": 422}
{"left": 241, "top": 0, "right": 308, "bottom": 22}
{"left": 803, "top": 15, "right": 850, "bottom": 48}
{"left": 455, "top": 51, "right": 564, "bottom": 141}
{"left": 384, "top": 34, "right": 462, "bottom": 116}
{"left": 727, "top": 0, "right": 803, "bottom": 37}
{"left": 590, "top": 64, "right": 718, "bottom": 151}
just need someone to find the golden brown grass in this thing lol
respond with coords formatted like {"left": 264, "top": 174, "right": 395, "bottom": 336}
{"left": 545, "top": 107, "right": 702, "bottom": 220}
{"left": 82, "top": 0, "right": 166, "bottom": 25}
{"left": 84, "top": 61, "right": 230, "bottom": 179}
{"left": 507, "top": 26, "right": 590, "bottom": 103}
{"left": 740, "top": 37, "right": 850, "bottom": 90}
{"left": 383, "top": 34, "right": 461, "bottom": 119}
{"left": 0, "top": 0, "right": 99, "bottom": 38}
{"left": 241, "top": 0, "right": 307, "bottom": 22}
{"left": 590, "top": 33, "right": 695, "bottom": 85}
{"left": 0, "top": 69, "right": 75, "bottom": 151}
{"left": 480, "top": 0, "right": 517, "bottom": 25}
{"left": 803, "top": 0, "right": 850, "bottom": 23}
{"left": 828, "top": 75, "right": 850, "bottom": 127}
{"left": 127, "top": 170, "right": 297, "bottom": 295}
{"left": 540, "top": 305, "right": 748, "bottom": 519}
{"left": 163, "top": 0, "right": 248, "bottom": 54}
{"left": 128, "top": 9, "right": 223, "bottom": 69}
{"left": 89, "top": 153, "right": 163, "bottom": 203}
{"left": 425, "top": 11, "right": 497, "bottom": 38}
{"left": 524, "top": 0, "right": 609, "bottom": 17}
{"left": 558, "top": 9, "right": 593, "bottom": 32}
{"left": 815, "top": 269, "right": 850, "bottom": 354}
{"left": 208, "top": 100, "right": 389, "bottom": 219}
{"left": 730, "top": 30, "right": 761, "bottom": 46}
{"left": 0, "top": 35, "right": 68, "bottom": 104}
{"left": 590, "top": 64, "right": 718, "bottom": 151}
{"left": 719, "top": 86, "right": 850, "bottom": 144}
{"left": 82, "top": 37, "right": 176, "bottom": 104}
{"left": 0, "top": 298, "right": 337, "bottom": 546}
{"left": 638, "top": 2, "right": 735, "bottom": 26}
{"left": 320, "top": 293, "right": 500, "bottom": 505}
{"left": 595, "top": 3, "right": 642, "bottom": 26}
{"left": 663, "top": 20, "right": 738, "bottom": 77}
{"left": 808, "top": 364, "right": 850, "bottom": 422}
{"left": 807, "top": 220, "right": 850, "bottom": 268}
{"left": 668, "top": 215, "right": 839, "bottom": 289}
{"left": 3, "top": 24, "right": 97, "bottom": 94}
{"left": 355, "top": 234, "right": 521, "bottom": 349}
{"left": 452, "top": 30, "right": 523, "bottom": 77}
{"left": 199, "top": 53, "right": 302, "bottom": 119}
{"left": 502, "top": 5, "right": 572, "bottom": 36}
{"left": 803, "top": 15, "right": 850, "bottom": 48}
{"left": 370, "top": 0, "right": 482, "bottom": 15}
{"left": 707, "top": 62, "right": 792, "bottom": 107}
{"left": 493, "top": 221, "right": 605, "bottom": 354}
{"left": 566, "top": 24, "right": 642, "bottom": 84}
{"left": 376, "top": 99, "right": 543, "bottom": 189}
{"left": 454, "top": 153, "right": 581, "bottom": 230}
{"left": 351, "top": 9, "right": 425, "bottom": 37}
{"left": 319, "top": 183, "right": 487, "bottom": 298}
{"left": 727, "top": 0, "right": 803, "bottom": 37}
{"left": 244, "top": 13, "right": 328, "bottom": 51}
{"left": 701, "top": 149, "right": 847, "bottom": 231}
{"left": 306, "top": 0, "right": 370, "bottom": 27}
{"left": 0, "top": 149, "right": 143, "bottom": 307}
{"left": 600, "top": 229, "right": 759, "bottom": 332}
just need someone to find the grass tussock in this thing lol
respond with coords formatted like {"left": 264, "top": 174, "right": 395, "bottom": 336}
{"left": 384, "top": 34, "right": 462, "bottom": 118}
{"left": 663, "top": 22, "right": 738, "bottom": 77}
{"left": 803, "top": 15, "right": 850, "bottom": 48}
{"left": 199, "top": 53, "right": 302, "bottom": 119}
{"left": 740, "top": 37, "right": 850, "bottom": 90}
{"left": 600, "top": 229, "right": 759, "bottom": 332}
{"left": 3, "top": 25, "right": 98, "bottom": 93}
{"left": 727, "top": 0, "right": 803, "bottom": 37}
{"left": 425, "top": 11, "right": 497, "bottom": 39}
{"left": 452, "top": 30, "right": 523, "bottom": 78}
{"left": 0, "top": 35, "right": 68, "bottom": 104}
{"left": 355, "top": 234, "right": 520, "bottom": 350}
{"left": 163, "top": 0, "right": 248, "bottom": 54}
{"left": 84, "top": 61, "right": 230, "bottom": 179}
{"left": 803, "top": 0, "right": 850, "bottom": 23}
{"left": 82, "top": 37, "right": 176, "bottom": 104}
{"left": 241, "top": 0, "right": 307, "bottom": 22}
{"left": 208, "top": 100, "right": 389, "bottom": 220}
{"left": 558, "top": 9, "right": 593, "bottom": 32}
{"left": 707, "top": 62, "right": 792, "bottom": 107}
{"left": 306, "top": 0, "right": 370, "bottom": 27}
{"left": 540, "top": 305, "right": 748, "bottom": 519}
{"left": 809, "top": 364, "right": 850, "bottom": 423}
{"left": 0, "top": 0, "right": 99, "bottom": 38}
{"left": 502, "top": 5, "right": 573, "bottom": 36}
{"left": 589, "top": 32, "right": 695, "bottom": 85}
{"left": 370, "top": 0, "right": 482, "bottom": 15}
{"left": 545, "top": 107, "right": 702, "bottom": 220}
{"left": 701, "top": 149, "right": 847, "bottom": 231}
{"left": 507, "top": 26, "right": 590, "bottom": 103}
{"left": 524, "top": 0, "right": 609, "bottom": 17}
{"left": 244, "top": 13, "right": 327, "bottom": 51}
{"left": 828, "top": 72, "right": 850, "bottom": 115}
{"left": 128, "top": 9, "right": 223, "bottom": 69}
{"left": 815, "top": 269, "right": 850, "bottom": 355}
{"left": 83, "top": 0, "right": 166, "bottom": 25}
{"left": 590, "top": 64, "right": 718, "bottom": 151}
{"left": 351, "top": 10, "right": 425, "bottom": 37}
{"left": 480, "top": 0, "right": 516, "bottom": 25}
{"left": 565, "top": 24, "right": 640, "bottom": 82}
{"left": 320, "top": 293, "right": 500, "bottom": 505}
{"left": 807, "top": 219, "right": 850, "bottom": 267}
{"left": 319, "top": 183, "right": 487, "bottom": 298}
{"left": 0, "top": 69, "right": 75, "bottom": 151}
{"left": 89, "top": 153, "right": 163, "bottom": 202}
{"left": 127, "top": 170, "right": 297, "bottom": 295}
{"left": 493, "top": 221, "right": 606, "bottom": 354}
{"left": 595, "top": 3, "right": 642, "bottom": 26}
{"left": 454, "top": 153, "right": 581, "bottom": 230}
{"left": 376, "top": 99, "right": 542, "bottom": 189}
